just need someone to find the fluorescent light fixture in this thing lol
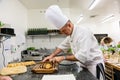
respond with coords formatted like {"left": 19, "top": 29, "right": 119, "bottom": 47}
{"left": 102, "top": 15, "right": 114, "bottom": 23}
{"left": 76, "top": 14, "right": 83, "bottom": 24}
{"left": 89, "top": 0, "right": 101, "bottom": 10}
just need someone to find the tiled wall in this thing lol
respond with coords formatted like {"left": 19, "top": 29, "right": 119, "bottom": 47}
{"left": 26, "top": 35, "right": 65, "bottom": 49}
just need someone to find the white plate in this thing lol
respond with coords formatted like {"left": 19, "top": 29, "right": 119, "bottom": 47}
{"left": 42, "top": 74, "right": 75, "bottom": 80}
{"left": 59, "top": 60, "right": 75, "bottom": 66}
{"left": 116, "top": 64, "right": 120, "bottom": 66}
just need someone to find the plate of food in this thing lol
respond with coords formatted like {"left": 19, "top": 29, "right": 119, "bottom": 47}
{"left": 59, "top": 60, "right": 75, "bottom": 66}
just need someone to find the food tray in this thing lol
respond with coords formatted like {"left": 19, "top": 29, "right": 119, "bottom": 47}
{"left": 7, "top": 61, "right": 36, "bottom": 67}
{"left": 32, "top": 62, "right": 58, "bottom": 73}
{"left": 0, "top": 66, "right": 27, "bottom": 76}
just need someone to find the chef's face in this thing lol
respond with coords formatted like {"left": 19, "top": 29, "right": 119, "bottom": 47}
{"left": 59, "top": 20, "right": 73, "bottom": 36}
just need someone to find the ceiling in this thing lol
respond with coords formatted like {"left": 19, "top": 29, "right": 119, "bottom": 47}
{"left": 19, "top": 0, "right": 70, "bottom": 9}
{"left": 19, "top": 0, "right": 119, "bottom": 23}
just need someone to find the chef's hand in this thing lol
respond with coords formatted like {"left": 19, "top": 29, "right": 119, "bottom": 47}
{"left": 50, "top": 56, "right": 65, "bottom": 63}
{"left": 0, "top": 76, "right": 12, "bottom": 80}
{"left": 42, "top": 55, "right": 53, "bottom": 62}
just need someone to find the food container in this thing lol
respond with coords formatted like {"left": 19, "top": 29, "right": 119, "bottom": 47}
{"left": 32, "top": 62, "right": 58, "bottom": 73}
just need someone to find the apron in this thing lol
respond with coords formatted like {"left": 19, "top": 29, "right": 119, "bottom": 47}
{"left": 70, "top": 37, "right": 104, "bottom": 77}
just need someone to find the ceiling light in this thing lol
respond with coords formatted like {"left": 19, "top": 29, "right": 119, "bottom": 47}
{"left": 102, "top": 15, "right": 114, "bottom": 23}
{"left": 89, "top": 0, "right": 101, "bottom": 10}
{"left": 76, "top": 14, "right": 83, "bottom": 24}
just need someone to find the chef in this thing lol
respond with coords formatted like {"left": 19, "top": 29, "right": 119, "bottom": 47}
{"left": 43, "top": 5, "right": 104, "bottom": 77}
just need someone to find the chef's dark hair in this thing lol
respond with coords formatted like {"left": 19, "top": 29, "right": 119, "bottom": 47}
{"left": 103, "top": 37, "right": 113, "bottom": 44}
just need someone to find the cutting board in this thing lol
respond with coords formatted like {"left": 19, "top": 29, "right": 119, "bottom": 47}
{"left": 0, "top": 66, "right": 27, "bottom": 76}
{"left": 32, "top": 62, "right": 58, "bottom": 73}
{"left": 42, "top": 74, "right": 76, "bottom": 80}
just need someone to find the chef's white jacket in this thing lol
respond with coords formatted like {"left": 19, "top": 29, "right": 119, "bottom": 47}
{"left": 57, "top": 25, "right": 104, "bottom": 77}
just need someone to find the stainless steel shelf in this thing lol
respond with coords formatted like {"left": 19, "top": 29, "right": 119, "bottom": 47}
{"left": 26, "top": 34, "right": 66, "bottom": 43}
{"left": 0, "top": 33, "right": 15, "bottom": 37}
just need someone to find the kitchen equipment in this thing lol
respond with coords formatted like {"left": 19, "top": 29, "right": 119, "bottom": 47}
{"left": 21, "top": 50, "right": 43, "bottom": 61}
{"left": 0, "top": 27, "right": 16, "bottom": 36}
{"left": 32, "top": 62, "right": 58, "bottom": 73}
{"left": 27, "top": 28, "right": 48, "bottom": 35}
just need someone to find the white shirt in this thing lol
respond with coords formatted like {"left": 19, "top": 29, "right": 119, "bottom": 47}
{"left": 58, "top": 25, "right": 104, "bottom": 76}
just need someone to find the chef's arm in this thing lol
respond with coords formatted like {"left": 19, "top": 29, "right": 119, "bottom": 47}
{"left": 63, "top": 55, "right": 85, "bottom": 65}
{"left": 42, "top": 48, "right": 63, "bottom": 62}
{"left": 43, "top": 37, "right": 70, "bottom": 62}
{"left": 51, "top": 36, "right": 70, "bottom": 57}
{"left": 52, "top": 54, "right": 78, "bottom": 63}
{"left": 53, "top": 54, "right": 85, "bottom": 65}
{"left": 50, "top": 48, "right": 63, "bottom": 57}
{"left": 57, "top": 37, "right": 71, "bottom": 52}
{"left": 63, "top": 54, "right": 78, "bottom": 61}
